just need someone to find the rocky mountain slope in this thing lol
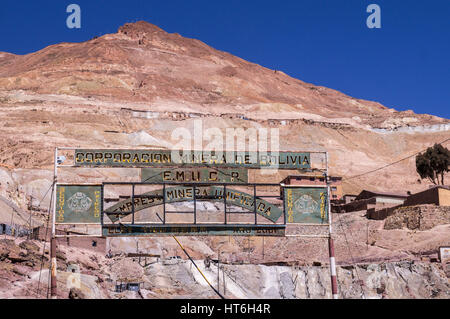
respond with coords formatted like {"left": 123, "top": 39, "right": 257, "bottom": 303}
{"left": 0, "top": 21, "right": 445, "bottom": 127}
{"left": 1, "top": 237, "right": 448, "bottom": 299}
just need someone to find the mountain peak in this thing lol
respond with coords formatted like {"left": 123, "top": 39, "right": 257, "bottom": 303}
{"left": 118, "top": 21, "right": 165, "bottom": 37}
{"left": 0, "top": 20, "right": 446, "bottom": 129}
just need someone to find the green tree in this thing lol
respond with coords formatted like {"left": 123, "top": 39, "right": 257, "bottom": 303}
{"left": 415, "top": 143, "right": 450, "bottom": 185}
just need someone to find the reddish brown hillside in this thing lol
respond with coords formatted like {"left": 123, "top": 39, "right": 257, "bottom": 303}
{"left": 0, "top": 21, "right": 446, "bottom": 128}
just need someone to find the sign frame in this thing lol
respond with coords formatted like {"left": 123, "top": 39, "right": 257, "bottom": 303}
{"left": 73, "top": 149, "right": 312, "bottom": 170}
{"left": 101, "top": 181, "right": 286, "bottom": 236}
{"left": 282, "top": 185, "right": 330, "bottom": 225}
{"left": 49, "top": 147, "right": 338, "bottom": 298}
{"left": 55, "top": 183, "right": 103, "bottom": 225}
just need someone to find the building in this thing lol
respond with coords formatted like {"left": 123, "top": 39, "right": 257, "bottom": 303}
{"left": 354, "top": 190, "right": 408, "bottom": 206}
{"left": 336, "top": 189, "right": 408, "bottom": 214}
{"left": 280, "top": 175, "right": 343, "bottom": 200}
{"left": 403, "top": 186, "right": 450, "bottom": 206}
{"left": 115, "top": 282, "right": 141, "bottom": 292}
{"left": 0, "top": 195, "right": 42, "bottom": 238}
{"left": 343, "top": 194, "right": 358, "bottom": 204}
{"left": 365, "top": 186, "right": 449, "bottom": 220}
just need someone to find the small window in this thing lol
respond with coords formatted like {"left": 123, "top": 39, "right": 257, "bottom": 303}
{"left": 92, "top": 240, "right": 97, "bottom": 247}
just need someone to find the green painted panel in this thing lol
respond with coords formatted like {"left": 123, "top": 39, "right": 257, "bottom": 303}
{"left": 141, "top": 167, "right": 248, "bottom": 183}
{"left": 284, "top": 187, "right": 328, "bottom": 224}
{"left": 102, "top": 225, "right": 285, "bottom": 237}
{"left": 105, "top": 186, "right": 283, "bottom": 223}
{"left": 74, "top": 149, "right": 311, "bottom": 169}
{"left": 56, "top": 185, "right": 101, "bottom": 224}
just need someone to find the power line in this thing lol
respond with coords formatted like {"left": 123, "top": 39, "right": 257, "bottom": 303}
{"left": 336, "top": 212, "right": 366, "bottom": 299}
{"left": 36, "top": 178, "right": 55, "bottom": 299}
{"left": 155, "top": 212, "right": 225, "bottom": 299}
{"left": 343, "top": 137, "right": 450, "bottom": 181}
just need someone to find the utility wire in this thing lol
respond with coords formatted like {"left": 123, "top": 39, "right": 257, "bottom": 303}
{"left": 36, "top": 178, "right": 55, "bottom": 299}
{"left": 343, "top": 137, "right": 450, "bottom": 181}
{"left": 36, "top": 183, "right": 54, "bottom": 209}
{"left": 336, "top": 212, "right": 366, "bottom": 299}
{"left": 155, "top": 212, "right": 225, "bottom": 299}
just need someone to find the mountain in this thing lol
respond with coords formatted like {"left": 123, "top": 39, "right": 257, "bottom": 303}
{"left": 0, "top": 21, "right": 448, "bottom": 196}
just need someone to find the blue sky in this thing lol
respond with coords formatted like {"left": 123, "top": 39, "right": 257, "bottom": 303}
{"left": 0, "top": 0, "right": 449, "bottom": 118}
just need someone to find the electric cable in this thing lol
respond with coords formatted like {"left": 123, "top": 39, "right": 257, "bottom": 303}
{"left": 155, "top": 212, "right": 225, "bottom": 299}
{"left": 343, "top": 138, "right": 450, "bottom": 181}
{"left": 336, "top": 212, "right": 366, "bottom": 299}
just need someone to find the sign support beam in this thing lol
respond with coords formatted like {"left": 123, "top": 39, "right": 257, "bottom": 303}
{"left": 326, "top": 151, "right": 339, "bottom": 299}
{"left": 50, "top": 147, "right": 58, "bottom": 299}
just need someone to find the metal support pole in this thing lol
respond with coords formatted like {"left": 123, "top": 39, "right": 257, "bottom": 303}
{"left": 253, "top": 184, "right": 257, "bottom": 225}
{"left": 132, "top": 184, "right": 135, "bottom": 225}
{"left": 193, "top": 185, "right": 197, "bottom": 224}
{"left": 163, "top": 184, "right": 166, "bottom": 224}
{"left": 223, "top": 185, "right": 227, "bottom": 225}
{"left": 326, "top": 152, "right": 338, "bottom": 299}
{"left": 328, "top": 237, "right": 338, "bottom": 299}
{"left": 50, "top": 236, "right": 57, "bottom": 298}
{"left": 50, "top": 147, "right": 58, "bottom": 299}
{"left": 100, "top": 184, "right": 104, "bottom": 228}
{"left": 217, "top": 250, "right": 220, "bottom": 293}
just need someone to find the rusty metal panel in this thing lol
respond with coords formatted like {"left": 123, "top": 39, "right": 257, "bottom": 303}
{"left": 283, "top": 186, "right": 328, "bottom": 224}
{"left": 102, "top": 224, "right": 285, "bottom": 237}
{"left": 141, "top": 167, "right": 248, "bottom": 183}
{"left": 56, "top": 185, "right": 102, "bottom": 224}
{"left": 74, "top": 149, "right": 311, "bottom": 169}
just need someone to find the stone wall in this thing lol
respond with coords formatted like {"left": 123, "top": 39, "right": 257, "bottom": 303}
{"left": 384, "top": 205, "right": 450, "bottom": 231}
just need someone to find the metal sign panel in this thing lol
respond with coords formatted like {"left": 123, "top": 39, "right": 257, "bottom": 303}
{"left": 74, "top": 149, "right": 311, "bottom": 169}
{"left": 105, "top": 186, "right": 283, "bottom": 223}
{"left": 141, "top": 167, "right": 248, "bottom": 183}
{"left": 56, "top": 185, "right": 102, "bottom": 224}
{"left": 283, "top": 186, "right": 328, "bottom": 224}
{"left": 103, "top": 224, "right": 285, "bottom": 237}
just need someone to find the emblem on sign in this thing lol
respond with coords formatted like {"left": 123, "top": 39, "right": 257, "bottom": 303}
{"left": 294, "top": 194, "right": 318, "bottom": 215}
{"left": 67, "top": 192, "right": 93, "bottom": 213}
{"left": 284, "top": 187, "right": 328, "bottom": 224}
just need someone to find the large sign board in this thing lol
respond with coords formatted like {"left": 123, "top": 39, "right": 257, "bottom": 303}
{"left": 74, "top": 149, "right": 311, "bottom": 169}
{"left": 141, "top": 167, "right": 248, "bottom": 183}
{"left": 103, "top": 224, "right": 285, "bottom": 237}
{"left": 56, "top": 185, "right": 102, "bottom": 224}
{"left": 283, "top": 186, "right": 328, "bottom": 224}
{"left": 105, "top": 185, "right": 283, "bottom": 223}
